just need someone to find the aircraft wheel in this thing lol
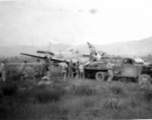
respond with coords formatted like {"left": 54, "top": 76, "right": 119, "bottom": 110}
{"left": 138, "top": 74, "right": 152, "bottom": 85}
{"left": 95, "top": 72, "right": 105, "bottom": 81}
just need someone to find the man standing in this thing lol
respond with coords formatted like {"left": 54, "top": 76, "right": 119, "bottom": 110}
{"left": 0, "top": 61, "right": 6, "bottom": 82}
{"left": 39, "top": 65, "right": 52, "bottom": 87}
{"left": 106, "top": 59, "right": 114, "bottom": 82}
{"left": 41, "top": 57, "right": 50, "bottom": 77}
{"left": 87, "top": 42, "right": 97, "bottom": 62}
{"left": 75, "top": 61, "right": 80, "bottom": 79}
{"left": 19, "top": 60, "right": 28, "bottom": 81}
{"left": 72, "top": 63, "right": 77, "bottom": 78}
{"left": 41, "top": 67, "right": 51, "bottom": 82}
{"left": 34, "top": 59, "right": 42, "bottom": 82}
{"left": 68, "top": 60, "right": 73, "bottom": 78}
{"left": 59, "top": 61, "right": 68, "bottom": 81}
{"left": 79, "top": 62, "right": 85, "bottom": 79}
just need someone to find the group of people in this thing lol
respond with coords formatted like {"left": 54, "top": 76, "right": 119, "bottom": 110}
{"left": 59, "top": 60, "right": 85, "bottom": 81}
{"left": 0, "top": 57, "right": 85, "bottom": 82}
{"left": 0, "top": 57, "right": 51, "bottom": 82}
{"left": 20, "top": 58, "right": 85, "bottom": 82}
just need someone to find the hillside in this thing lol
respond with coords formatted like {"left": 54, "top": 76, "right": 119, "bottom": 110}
{"left": 0, "top": 37, "right": 152, "bottom": 57}
{"left": 101, "top": 37, "right": 152, "bottom": 56}
{"left": 76, "top": 37, "right": 152, "bottom": 56}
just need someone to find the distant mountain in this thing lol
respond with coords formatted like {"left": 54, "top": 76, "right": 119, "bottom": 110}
{"left": 101, "top": 37, "right": 152, "bottom": 56}
{"left": 76, "top": 37, "right": 152, "bottom": 56}
{"left": 0, "top": 37, "right": 152, "bottom": 57}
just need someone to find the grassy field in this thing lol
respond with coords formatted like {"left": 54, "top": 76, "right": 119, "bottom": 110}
{"left": 0, "top": 73, "right": 152, "bottom": 120}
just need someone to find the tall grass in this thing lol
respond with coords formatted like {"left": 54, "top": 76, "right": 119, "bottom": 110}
{"left": 30, "top": 85, "right": 66, "bottom": 103}
{"left": 0, "top": 81, "right": 18, "bottom": 96}
{"left": 7, "top": 66, "right": 20, "bottom": 81}
{"left": 1, "top": 78, "right": 152, "bottom": 119}
{"left": 73, "top": 84, "right": 97, "bottom": 96}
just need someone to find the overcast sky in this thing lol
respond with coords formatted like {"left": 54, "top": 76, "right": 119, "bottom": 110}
{"left": 0, "top": 0, "right": 152, "bottom": 46}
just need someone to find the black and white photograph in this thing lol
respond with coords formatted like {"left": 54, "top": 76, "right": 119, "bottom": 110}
{"left": 0, "top": 0, "right": 152, "bottom": 119}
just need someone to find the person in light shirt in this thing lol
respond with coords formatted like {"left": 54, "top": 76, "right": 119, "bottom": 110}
{"left": 79, "top": 62, "right": 85, "bottom": 79}
{"left": 95, "top": 54, "right": 101, "bottom": 61}
{"left": 0, "top": 61, "right": 6, "bottom": 82}
{"left": 87, "top": 42, "right": 96, "bottom": 62}
{"left": 106, "top": 59, "right": 114, "bottom": 82}
{"left": 19, "top": 60, "right": 28, "bottom": 81}
{"left": 59, "top": 61, "right": 68, "bottom": 81}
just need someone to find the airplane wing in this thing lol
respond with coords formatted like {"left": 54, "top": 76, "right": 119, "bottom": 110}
{"left": 51, "top": 57, "right": 66, "bottom": 63}
{"left": 20, "top": 53, "right": 46, "bottom": 59}
{"left": 37, "top": 51, "right": 55, "bottom": 56}
{"left": 20, "top": 53, "right": 69, "bottom": 64}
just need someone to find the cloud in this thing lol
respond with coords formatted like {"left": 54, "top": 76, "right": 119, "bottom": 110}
{"left": 78, "top": 9, "right": 83, "bottom": 13}
{"left": 89, "top": 9, "right": 97, "bottom": 14}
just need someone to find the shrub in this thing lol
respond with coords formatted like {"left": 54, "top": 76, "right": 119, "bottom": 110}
{"left": 110, "top": 85, "right": 125, "bottom": 95}
{"left": 0, "top": 89, "right": 3, "bottom": 98}
{"left": 74, "top": 85, "right": 96, "bottom": 96}
{"left": 143, "top": 89, "right": 152, "bottom": 102}
{"left": 136, "top": 87, "right": 152, "bottom": 102}
{"left": 128, "top": 97, "right": 138, "bottom": 108}
{"left": 0, "top": 82, "right": 18, "bottom": 96}
{"left": 31, "top": 86, "right": 65, "bottom": 103}
{"left": 82, "top": 97, "right": 96, "bottom": 108}
{"left": 7, "top": 67, "right": 19, "bottom": 81}
{"left": 103, "top": 97, "right": 123, "bottom": 110}
{"left": 34, "top": 90, "right": 59, "bottom": 103}
{"left": 61, "top": 95, "right": 97, "bottom": 116}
